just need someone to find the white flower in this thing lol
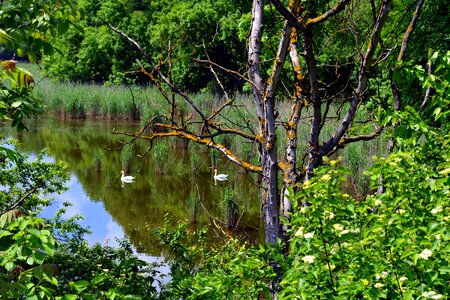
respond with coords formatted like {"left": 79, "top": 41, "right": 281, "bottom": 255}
{"left": 304, "top": 232, "right": 314, "bottom": 239}
{"left": 295, "top": 227, "right": 305, "bottom": 237}
{"left": 374, "top": 283, "right": 384, "bottom": 289}
{"left": 435, "top": 234, "right": 441, "bottom": 240}
{"left": 431, "top": 207, "right": 443, "bottom": 214}
{"left": 302, "top": 255, "right": 315, "bottom": 264}
{"left": 398, "top": 209, "right": 406, "bottom": 215}
{"left": 375, "top": 271, "right": 388, "bottom": 280}
{"left": 399, "top": 276, "right": 407, "bottom": 282}
{"left": 333, "top": 224, "right": 344, "bottom": 231}
{"left": 324, "top": 211, "right": 335, "bottom": 220}
{"left": 374, "top": 199, "right": 382, "bottom": 206}
{"left": 340, "top": 230, "right": 350, "bottom": 235}
{"left": 419, "top": 249, "right": 433, "bottom": 260}
{"left": 352, "top": 228, "right": 360, "bottom": 234}
{"left": 330, "top": 244, "right": 339, "bottom": 254}
{"left": 423, "top": 291, "right": 442, "bottom": 299}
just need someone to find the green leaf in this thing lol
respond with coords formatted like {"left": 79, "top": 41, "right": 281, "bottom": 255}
{"left": 57, "top": 21, "right": 70, "bottom": 35}
{"left": 72, "top": 280, "right": 90, "bottom": 292}
{"left": 26, "top": 50, "right": 38, "bottom": 63}
{"left": 11, "top": 101, "right": 22, "bottom": 108}
{"left": 91, "top": 273, "right": 108, "bottom": 285}
{"left": 28, "top": 228, "right": 41, "bottom": 238}
{"left": 57, "top": 295, "right": 78, "bottom": 300}
{"left": 33, "top": 251, "right": 45, "bottom": 264}
{"left": 42, "top": 243, "right": 55, "bottom": 256}
{"left": 0, "top": 29, "right": 14, "bottom": 45}
{"left": 27, "top": 256, "right": 35, "bottom": 265}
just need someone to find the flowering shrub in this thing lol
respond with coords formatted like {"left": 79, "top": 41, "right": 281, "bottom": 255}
{"left": 280, "top": 123, "right": 450, "bottom": 298}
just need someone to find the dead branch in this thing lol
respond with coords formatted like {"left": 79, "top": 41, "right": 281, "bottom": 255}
{"left": 1, "top": 187, "right": 38, "bottom": 216}
{"left": 109, "top": 24, "right": 208, "bottom": 123}
{"left": 320, "top": 0, "right": 393, "bottom": 157}
{"left": 418, "top": 58, "right": 432, "bottom": 113}
{"left": 112, "top": 125, "right": 262, "bottom": 174}
{"left": 307, "top": 0, "right": 351, "bottom": 26}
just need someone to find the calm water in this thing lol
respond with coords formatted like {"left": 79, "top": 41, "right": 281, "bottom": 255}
{"left": 1, "top": 118, "right": 262, "bottom": 256}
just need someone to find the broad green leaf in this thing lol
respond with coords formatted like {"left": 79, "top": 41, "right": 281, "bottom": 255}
{"left": 57, "top": 295, "right": 78, "bottom": 300}
{"left": 11, "top": 101, "right": 22, "bottom": 108}
{"left": 33, "top": 251, "right": 45, "bottom": 264}
{"left": 91, "top": 273, "right": 108, "bottom": 285}
{"left": 42, "top": 243, "right": 55, "bottom": 256}
{"left": 26, "top": 256, "right": 35, "bottom": 265}
{"left": 72, "top": 280, "right": 90, "bottom": 292}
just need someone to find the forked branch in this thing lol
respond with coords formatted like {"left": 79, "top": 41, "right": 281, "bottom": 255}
{"left": 112, "top": 125, "right": 262, "bottom": 173}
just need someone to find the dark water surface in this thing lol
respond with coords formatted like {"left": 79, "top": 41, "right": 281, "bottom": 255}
{"left": 1, "top": 118, "right": 262, "bottom": 257}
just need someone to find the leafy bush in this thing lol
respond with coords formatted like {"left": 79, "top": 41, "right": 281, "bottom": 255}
{"left": 0, "top": 147, "right": 161, "bottom": 299}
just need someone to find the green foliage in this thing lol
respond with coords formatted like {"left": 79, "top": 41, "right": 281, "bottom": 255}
{"left": 44, "top": 0, "right": 249, "bottom": 91}
{"left": 0, "top": 146, "right": 68, "bottom": 214}
{"left": 395, "top": 50, "right": 450, "bottom": 124}
{"left": 278, "top": 104, "right": 450, "bottom": 298}
{"left": 49, "top": 240, "right": 159, "bottom": 299}
{"left": 155, "top": 216, "right": 277, "bottom": 299}
{"left": 0, "top": 146, "right": 160, "bottom": 299}
{"left": 0, "top": 213, "right": 60, "bottom": 299}
{"left": 0, "top": 0, "right": 80, "bottom": 131}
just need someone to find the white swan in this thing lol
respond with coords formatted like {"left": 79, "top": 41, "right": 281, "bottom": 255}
{"left": 120, "top": 170, "right": 135, "bottom": 183}
{"left": 214, "top": 169, "right": 228, "bottom": 181}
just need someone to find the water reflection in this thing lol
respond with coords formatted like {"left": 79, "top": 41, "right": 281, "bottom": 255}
{"left": 1, "top": 118, "right": 262, "bottom": 256}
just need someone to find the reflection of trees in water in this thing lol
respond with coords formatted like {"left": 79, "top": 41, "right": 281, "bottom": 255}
{"left": 2, "top": 118, "right": 261, "bottom": 255}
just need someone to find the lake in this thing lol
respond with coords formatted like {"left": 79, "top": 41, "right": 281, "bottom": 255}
{"left": 1, "top": 118, "right": 262, "bottom": 257}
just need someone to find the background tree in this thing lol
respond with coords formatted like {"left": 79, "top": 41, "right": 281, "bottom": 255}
{"left": 43, "top": 0, "right": 249, "bottom": 90}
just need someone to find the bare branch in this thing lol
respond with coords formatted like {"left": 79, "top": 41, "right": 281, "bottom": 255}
{"left": 194, "top": 59, "right": 255, "bottom": 88}
{"left": 112, "top": 125, "right": 262, "bottom": 173}
{"left": 341, "top": 126, "right": 385, "bottom": 144}
{"left": 321, "top": 0, "right": 393, "bottom": 157}
{"left": 270, "top": 0, "right": 306, "bottom": 32}
{"left": 108, "top": 24, "right": 208, "bottom": 122}
{"left": 398, "top": 0, "right": 425, "bottom": 62}
{"left": 307, "top": 0, "right": 351, "bottom": 26}
{"left": 266, "top": 0, "right": 300, "bottom": 100}
{"left": 1, "top": 187, "right": 38, "bottom": 216}
{"left": 248, "top": 0, "right": 265, "bottom": 121}
{"left": 202, "top": 40, "right": 230, "bottom": 101}
{"left": 418, "top": 58, "right": 432, "bottom": 113}
{"left": 392, "top": 0, "right": 425, "bottom": 111}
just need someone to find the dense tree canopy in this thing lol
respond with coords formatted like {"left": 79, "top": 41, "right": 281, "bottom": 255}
{"left": 43, "top": 0, "right": 250, "bottom": 91}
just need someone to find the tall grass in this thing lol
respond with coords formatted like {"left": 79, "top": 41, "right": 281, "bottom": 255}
{"left": 93, "top": 148, "right": 104, "bottom": 172}
{"left": 120, "top": 144, "right": 133, "bottom": 172}
{"left": 34, "top": 80, "right": 164, "bottom": 120}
